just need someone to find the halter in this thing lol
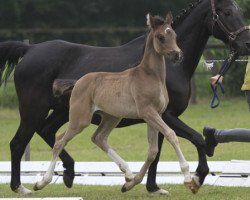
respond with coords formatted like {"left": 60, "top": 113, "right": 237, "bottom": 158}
{"left": 211, "top": 0, "right": 249, "bottom": 42}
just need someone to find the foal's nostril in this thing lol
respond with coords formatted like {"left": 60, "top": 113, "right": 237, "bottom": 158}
{"left": 179, "top": 53, "right": 183, "bottom": 62}
{"left": 170, "top": 50, "right": 183, "bottom": 63}
{"left": 175, "top": 51, "right": 183, "bottom": 62}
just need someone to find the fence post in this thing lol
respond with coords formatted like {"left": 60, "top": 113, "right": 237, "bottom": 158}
{"left": 23, "top": 39, "right": 30, "bottom": 161}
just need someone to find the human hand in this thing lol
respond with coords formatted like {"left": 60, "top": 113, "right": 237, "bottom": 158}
{"left": 210, "top": 74, "right": 223, "bottom": 86}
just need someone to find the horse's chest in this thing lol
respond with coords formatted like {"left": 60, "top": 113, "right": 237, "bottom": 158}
{"left": 156, "top": 86, "right": 169, "bottom": 113}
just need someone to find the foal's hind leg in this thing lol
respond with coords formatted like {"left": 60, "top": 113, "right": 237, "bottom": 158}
{"left": 36, "top": 107, "right": 75, "bottom": 188}
{"left": 91, "top": 113, "right": 134, "bottom": 182}
{"left": 121, "top": 124, "right": 159, "bottom": 193}
{"left": 34, "top": 100, "right": 93, "bottom": 190}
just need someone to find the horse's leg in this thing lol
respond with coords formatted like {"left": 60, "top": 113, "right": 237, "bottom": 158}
{"left": 10, "top": 122, "right": 36, "bottom": 195}
{"left": 91, "top": 113, "right": 134, "bottom": 182}
{"left": 10, "top": 97, "right": 50, "bottom": 194}
{"left": 34, "top": 99, "right": 93, "bottom": 190}
{"left": 36, "top": 107, "right": 75, "bottom": 188}
{"left": 143, "top": 111, "right": 196, "bottom": 193}
{"left": 164, "top": 112, "right": 208, "bottom": 193}
{"left": 121, "top": 124, "right": 160, "bottom": 193}
{"left": 146, "top": 132, "right": 166, "bottom": 194}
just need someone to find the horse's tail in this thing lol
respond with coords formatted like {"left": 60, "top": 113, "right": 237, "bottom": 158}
{"left": 0, "top": 41, "right": 32, "bottom": 86}
{"left": 53, "top": 79, "right": 77, "bottom": 98}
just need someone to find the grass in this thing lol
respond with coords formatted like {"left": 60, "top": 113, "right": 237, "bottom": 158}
{"left": 0, "top": 80, "right": 18, "bottom": 108}
{"left": 1, "top": 97, "right": 250, "bottom": 162}
{"left": 1, "top": 98, "right": 250, "bottom": 199}
{"left": 0, "top": 184, "right": 250, "bottom": 200}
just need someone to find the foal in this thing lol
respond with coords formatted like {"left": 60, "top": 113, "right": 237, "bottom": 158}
{"left": 34, "top": 13, "right": 195, "bottom": 193}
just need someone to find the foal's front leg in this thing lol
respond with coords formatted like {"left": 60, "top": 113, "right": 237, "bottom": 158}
{"left": 144, "top": 111, "right": 196, "bottom": 193}
{"left": 121, "top": 124, "right": 159, "bottom": 192}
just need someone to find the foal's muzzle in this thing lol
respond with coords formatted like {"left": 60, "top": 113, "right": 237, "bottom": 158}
{"left": 170, "top": 50, "right": 183, "bottom": 63}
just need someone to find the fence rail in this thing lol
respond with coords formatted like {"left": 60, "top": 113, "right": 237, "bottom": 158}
{"left": 1, "top": 160, "right": 250, "bottom": 187}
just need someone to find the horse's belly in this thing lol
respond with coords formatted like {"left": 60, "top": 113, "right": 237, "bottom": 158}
{"left": 95, "top": 98, "right": 139, "bottom": 118}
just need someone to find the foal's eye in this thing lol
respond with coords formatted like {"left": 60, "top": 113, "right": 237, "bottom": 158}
{"left": 157, "top": 35, "right": 165, "bottom": 43}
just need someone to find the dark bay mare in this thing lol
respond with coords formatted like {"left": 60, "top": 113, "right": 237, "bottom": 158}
{"left": 34, "top": 13, "right": 196, "bottom": 194}
{"left": 0, "top": 0, "right": 250, "bottom": 195}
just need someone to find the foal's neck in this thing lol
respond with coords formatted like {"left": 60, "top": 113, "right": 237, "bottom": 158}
{"left": 140, "top": 32, "right": 166, "bottom": 82}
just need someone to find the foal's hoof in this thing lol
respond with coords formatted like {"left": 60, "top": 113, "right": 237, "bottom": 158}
{"left": 33, "top": 180, "right": 48, "bottom": 191}
{"left": 148, "top": 188, "right": 170, "bottom": 196}
{"left": 33, "top": 182, "right": 41, "bottom": 191}
{"left": 121, "top": 181, "right": 135, "bottom": 193}
{"left": 63, "top": 169, "right": 75, "bottom": 188}
{"left": 184, "top": 178, "right": 200, "bottom": 194}
{"left": 121, "top": 184, "right": 128, "bottom": 193}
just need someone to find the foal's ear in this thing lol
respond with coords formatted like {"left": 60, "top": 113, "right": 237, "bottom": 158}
{"left": 146, "top": 13, "right": 153, "bottom": 29}
{"left": 165, "top": 12, "right": 173, "bottom": 25}
{"left": 146, "top": 13, "right": 163, "bottom": 30}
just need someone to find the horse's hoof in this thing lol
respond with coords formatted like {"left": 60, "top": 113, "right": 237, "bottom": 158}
{"left": 63, "top": 169, "right": 75, "bottom": 188}
{"left": 121, "top": 180, "right": 136, "bottom": 193}
{"left": 121, "top": 184, "right": 128, "bottom": 193}
{"left": 148, "top": 188, "right": 170, "bottom": 196}
{"left": 14, "top": 184, "right": 32, "bottom": 195}
{"left": 33, "top": 182, "right": 41, "bottom": 191}
{"left": 184, "top": 178, "right": 200, "bottom": 194}
{"left": 33, "top": 181, "right": 45, "bottom": 191}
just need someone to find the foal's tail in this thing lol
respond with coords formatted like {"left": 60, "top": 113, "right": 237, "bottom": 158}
{"left": 53, "top": 79, "right": 77, "bottom": 98}
{"left": 0, "top": 41, "right": 32, "bottom": 86}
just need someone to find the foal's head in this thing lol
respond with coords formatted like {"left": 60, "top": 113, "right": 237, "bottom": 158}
{"left": 147, "top": 13, "right": 183, "bottom": 63}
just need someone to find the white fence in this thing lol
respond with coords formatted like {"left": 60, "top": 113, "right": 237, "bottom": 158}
{"left": 1, "top": 160, "right": 250, "bottom": 187}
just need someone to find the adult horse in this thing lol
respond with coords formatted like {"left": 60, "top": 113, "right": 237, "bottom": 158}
{"left": 0, "top": 0, "right": 250, "bottom": 195}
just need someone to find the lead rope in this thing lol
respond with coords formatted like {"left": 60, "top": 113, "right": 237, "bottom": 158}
{"left": 210, "top": 51, "right": 237, "bottom": 108}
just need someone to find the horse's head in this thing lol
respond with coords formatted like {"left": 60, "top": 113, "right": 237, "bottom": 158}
{"left": 147, "top": 12, "right": 183, "bottom": 62}
{"left": 206, "top": 0, "right": 250, "bottom": 56}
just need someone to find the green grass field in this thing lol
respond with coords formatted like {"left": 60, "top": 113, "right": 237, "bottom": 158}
{"left": 1, "top": 184, "right": 250, "bottom": 200}
{"left": 1, "top": 98, "right": 250, "bottom": 199}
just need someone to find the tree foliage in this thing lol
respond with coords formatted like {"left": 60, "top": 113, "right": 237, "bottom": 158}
{"left": 0, "top": 0, "right": 194, "bottom": 44}
{"left": 0, "top": 0, "right": 249, "bottom": 102}
{"left": 0, "top": 0, "right": 191, "bottom": 29}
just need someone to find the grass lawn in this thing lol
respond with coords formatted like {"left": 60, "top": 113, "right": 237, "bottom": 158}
{"left": 1, "top": 98, "right": 250, "bottom": 199}
{"left": 1, "top": 97, "right": 250, "bottom": 162}
{"left": 0, "top": 184, "right": 250, "bottom": 200}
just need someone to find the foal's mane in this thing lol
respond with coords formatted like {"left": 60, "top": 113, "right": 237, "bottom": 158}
{"left": 172, "top": 0, "right": 203, "bottom": 28}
